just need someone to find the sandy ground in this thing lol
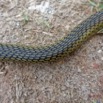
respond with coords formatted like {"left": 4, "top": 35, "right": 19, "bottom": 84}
{"left": 0, "top": 0, "right": 103, "bottom": 103}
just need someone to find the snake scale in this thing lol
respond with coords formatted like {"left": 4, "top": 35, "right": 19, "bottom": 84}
{"left": 0, "top": 11, "right": 103, "bottom": 62}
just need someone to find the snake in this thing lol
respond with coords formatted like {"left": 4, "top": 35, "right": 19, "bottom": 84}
{"left": 0, "top": 11, "right": 103, "bottom": 62}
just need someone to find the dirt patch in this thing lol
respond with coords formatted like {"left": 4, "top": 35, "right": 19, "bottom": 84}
{"left": 0, "top": 0, "right": 103, "bottom": 103}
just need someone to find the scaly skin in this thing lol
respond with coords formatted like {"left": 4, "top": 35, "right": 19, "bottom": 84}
{"left": 0, "top": 11, "right": 103, "bottom": 62}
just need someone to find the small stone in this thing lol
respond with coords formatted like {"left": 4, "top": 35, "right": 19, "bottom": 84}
{"left": 97, "top": 50, "right": 102, "bottom": 53}
{"left": 101, "top": 57, "right": 103, "bottom": 61}
{"left": 78, "top": 68, "right": 81, "bottom": 73}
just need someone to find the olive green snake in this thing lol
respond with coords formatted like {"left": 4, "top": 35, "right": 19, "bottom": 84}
{"left": 0, "top": 11, "right": 103, "bottom": 62}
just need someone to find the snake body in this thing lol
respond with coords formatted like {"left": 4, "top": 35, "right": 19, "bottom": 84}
{"left": 0, "top": 11, "right": 103, "bottom": 62}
